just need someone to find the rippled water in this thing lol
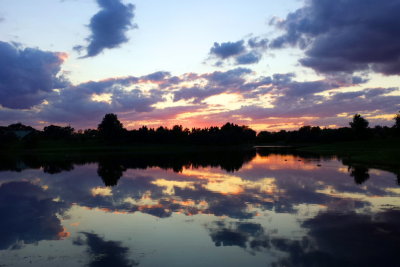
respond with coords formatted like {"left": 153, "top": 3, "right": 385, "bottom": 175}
{"left": 0, "top": 150, "right": 399, "bottom": 267}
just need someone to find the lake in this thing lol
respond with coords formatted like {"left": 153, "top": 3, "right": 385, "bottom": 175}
{"left": 0, "top": 150, "right": 399, "bottom": 267}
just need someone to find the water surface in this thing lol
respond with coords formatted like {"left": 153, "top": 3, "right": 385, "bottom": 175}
{"left": 0, "top": 150, "right": 399, "bottom": 267}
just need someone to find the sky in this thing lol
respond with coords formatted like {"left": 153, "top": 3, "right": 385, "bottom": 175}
{"left": 0, "top": 0, "right": 399, "bottom": 131}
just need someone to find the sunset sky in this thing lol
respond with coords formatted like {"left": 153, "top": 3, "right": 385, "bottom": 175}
{"left": 0, "top": 0, "right": 399, "bottom": 131}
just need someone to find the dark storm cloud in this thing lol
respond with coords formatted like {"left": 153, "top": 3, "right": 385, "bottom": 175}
{"left": 209, "top": 38, "right": 268, "bottom": 66}
{"left": 271, "top": 0, "right": 400, "bottom": 75}
{"left": 79, "top": 0, "right": 136, "bottom": 57}
{"left": 0, "top": 41, "right": 68, "bottom": 109}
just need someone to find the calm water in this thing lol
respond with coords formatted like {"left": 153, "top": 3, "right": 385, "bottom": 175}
{"left": 0, "top": 150, "right": 399, "bottom": 267}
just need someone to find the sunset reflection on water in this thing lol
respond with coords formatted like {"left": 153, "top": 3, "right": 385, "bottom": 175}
{"left": 0, "top": 151, "right": 399, "bottom": 266}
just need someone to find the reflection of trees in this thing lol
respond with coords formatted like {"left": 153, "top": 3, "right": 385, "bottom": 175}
{"left": 43, "top": 162, "right": 74, "bottom": 174}
{"left": 0, "top": 150, "right": 257, "bottom": 186}
{"left": 348, "top": 165, "right": 370, "bottom": 184}
{"left": 0, "top": 155, "right": 76, "bottom": 173}
{"left": 97, "top": 160, "right": 127, "bottom": 187}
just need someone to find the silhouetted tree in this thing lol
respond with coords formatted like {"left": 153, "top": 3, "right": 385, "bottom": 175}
{"left": 394, "top": 111, "right": 400, "bottom": 136}
{"left": 98, "top": 113, "right": 125, "bottom": 141}
{"left": 349, "top": 114, "right": 369, "bottom": 139}
{"left": 83, "top": 129, "right": 99, "bottom": 139}
{"left": 257, "top": 131, "right": 273, "bottom": 143}
{"left": 43, "top": 162, "right": 74, "bottom": 174}
{"left": 4, "top": 111, "right": 400, "bottom": 148}
{"left": 350, "top": 114, "right": 369, "bottom": 130}
{"left": 7, "top": 123, "right": 35, "bottom": 131}
{"left": 43, "top": 125, "right": 74, "bottom": 139}
{"left": 0, "top": 129, "right": 18, "bottom": 148}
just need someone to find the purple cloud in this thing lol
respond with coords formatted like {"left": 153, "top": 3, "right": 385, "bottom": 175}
{"left": 271, "top": 0, "right": 400, "bottom": 75}
{"left": 209, "top": 38, "right": 268, "bottom": 66}
{"left": 77, "top": 0, "right": 136, "bottom": 57}
{"left": 0, "top": 42, "right": 68, "bottom": 109}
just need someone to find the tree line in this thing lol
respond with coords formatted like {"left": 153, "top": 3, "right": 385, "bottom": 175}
{"left": 0, "top": 112, "right": 399, "bottom": 147}
{"left": 257, "top": 112, "right": 400, "bottom": 144}
{"left": 0, "top": 113, "right": 256, "bottom": 146}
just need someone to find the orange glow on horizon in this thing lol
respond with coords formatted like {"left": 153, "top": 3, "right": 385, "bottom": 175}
{"left": 120, "top": 116, "right": 325, "bottom": 132}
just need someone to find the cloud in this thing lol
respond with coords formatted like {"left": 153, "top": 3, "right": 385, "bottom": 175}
{"left": 0, "top": 108, "right": 36, "bottom": 125}
{"left": 235, "top": 52, "right": 262, "bottom": 65}
{"left": 247, "top": 37, "right": 269, "bottom": 49}
{"left": 34, "top": 69, "right": 398, "bottom": 129}
{"left": 0, "top": 41, "right": 68, "bottom": 109}
{"left": 205, "top": 67, "right": 253, "bottom": 86}
{"left": 141, "top": 71, "right": 171, "bottom": 82}
{"left": 210, "top": 41, "right": 246, "bottom": 59}
{"left": 173, "top": 86, "right": 225, "bottom": 103}
{"left": 0, "top": 56, "right": 397, "bottom": 130}
{"left": 273, "top": 210, "right": 400, "bottom": 266}
{"left": 76, "top": 232, "right": 138, "bottom": 267}
{"left": 192, "top": 70, "right": 398, "bottom": 124}
{"left": 271, "top": 0, "right": 400, "bottom": 75}
{"left": 209, "top": 38, "right": 268, "bottom": 66}
{"left": 39, "top": 76, "right": 161, "bottom": 125}
{"left": 120, "top": 105, "right": 206, "bottom": 123}
{"left": 77, "top": 0, "right": 136, "bottom": 57}
{"left": 230, "top": 87, "right": 400, "bottom": 121}
{"left": 0, "top": 181, "right": 67, "bottom": 250}
{"left": 207, "top": 221, "right": 270, "bottom": 251}
{"left": 173, "top": 68, "right": 252, "bottom": 103}
{"left": 139, "top": 71, "right": 182, "bottom": 88}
